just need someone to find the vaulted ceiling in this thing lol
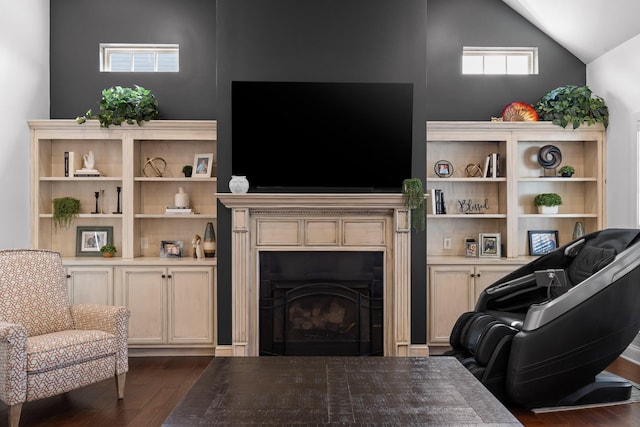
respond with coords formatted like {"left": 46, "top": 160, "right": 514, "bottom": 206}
{"left": 502, "top": 0, "right": 640, "bottom": 63}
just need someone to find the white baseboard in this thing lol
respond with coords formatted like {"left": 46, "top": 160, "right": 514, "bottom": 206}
{"left": 621, "top": 343, "right": 640, "bottom": 365}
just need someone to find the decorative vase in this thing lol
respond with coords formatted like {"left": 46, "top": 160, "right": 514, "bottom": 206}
{"left": 572, "top": 221, "right": 585, "bottom": 240}
{"left": 174, "top": 187, "right": 190, "bottom": 208}
{"left": 203, "top": 222, "right": 216, "bottom": 258}
{"left": 538, "top": 205, "right": 559, "bottom": 214}
{"left": 229, "top": 175, "right": 249, "bottom": 194}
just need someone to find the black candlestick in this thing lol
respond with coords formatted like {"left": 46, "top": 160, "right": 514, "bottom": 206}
{"left": 113, "top": 186, "right": 122, "bottom": 214}
{"left": 92, "top": 191, "right": 100, "bottom": 214}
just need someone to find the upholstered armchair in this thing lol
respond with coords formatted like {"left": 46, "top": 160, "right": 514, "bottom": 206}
{"left": 0, "top": 249, "right": 130, "bottom": 427}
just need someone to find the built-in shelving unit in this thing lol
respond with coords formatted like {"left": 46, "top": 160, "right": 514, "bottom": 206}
{"left": 425, "top": 121, "right": 606, "bottom": 346}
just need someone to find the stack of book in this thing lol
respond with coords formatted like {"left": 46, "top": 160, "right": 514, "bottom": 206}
{"left": 165, "top": 206, "right": 196, "bottom": 215}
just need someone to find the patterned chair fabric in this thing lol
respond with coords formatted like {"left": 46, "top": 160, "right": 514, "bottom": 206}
{"left": 0, "top": 249, "right": 130, "bottom": 427}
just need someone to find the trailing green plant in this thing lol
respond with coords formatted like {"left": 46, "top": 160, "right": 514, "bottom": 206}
{"left": 558, "top": 165, "right": 575, "bottom": 176}
{"left": 534, "top": 85, "right": 609, "bottom": 129}
{"left": 99, "top": 244, "right": 117, "bottom": 254}
{"left": 76, "top": 85, "right": 159, "bottom": 128}
{"left": 53, "top": 197, "right": 81, "bottom": 229}
{"left": 402, "top": 178, "right": 425, "bottom": 232}
{"left": 533, "top": 193, "right": 563, "bottom": 207}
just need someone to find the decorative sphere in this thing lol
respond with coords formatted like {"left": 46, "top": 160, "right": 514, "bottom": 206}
{"left": 229, "top": 176, "right": 249, "bottom": 194}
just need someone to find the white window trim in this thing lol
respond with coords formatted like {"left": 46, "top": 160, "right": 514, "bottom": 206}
{"left": 463, "top": 46, "right": 538, "bottom": 75}
{"left": 100, "top": 43, "right": 179, "bottom": 72}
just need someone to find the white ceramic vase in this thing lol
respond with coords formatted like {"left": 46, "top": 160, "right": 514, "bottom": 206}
{"left": 229, "top": 175, "right": 249, "bottom": 194}
{"left": 174, "top": 187, "right": 190, "bottom": 208}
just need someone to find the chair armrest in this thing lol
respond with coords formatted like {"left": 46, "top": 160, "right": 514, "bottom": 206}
{"left": 0, "top": 322, "right": 28, "bottom": 405}
{"left": 70, "top": 304, "right": 130, "bottom": 335}
{"left": 69, "top": 304, "right": 131, "bottom": 374}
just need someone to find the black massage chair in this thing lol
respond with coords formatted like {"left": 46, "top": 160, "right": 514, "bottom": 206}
{"left": 443, "top": 228, "right": 640, "bottom": 409}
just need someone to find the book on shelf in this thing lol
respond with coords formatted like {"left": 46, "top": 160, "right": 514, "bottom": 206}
{"left": 427, "top": 189, "right": 446, "bottom": 214}
{"left": 426, "top": 189, "right": 438, "bottom": 215}
{"left": 165, "top": 207, "right": 197, "bottom": 214}
{"left": 483, "top": 152, "right": 500, "bottom": 178}
{"left": 64, "top": 151, "right": 83, "bottom": 177}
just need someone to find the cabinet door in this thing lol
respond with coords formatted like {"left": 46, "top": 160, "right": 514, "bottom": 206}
{"left": 428, "top": 266, "right": 475, "bottom": 344}
{"left": 120, "top": 267, "right": 167, "bottom": 344}
{"left": 66, "top": 266, "right": 113, "bottom": 305}
{"left": 473, "top": 265, "right": 519, "bottom": 303}
{"left": 168, "top": 266, "right": 214, "bottom": 344}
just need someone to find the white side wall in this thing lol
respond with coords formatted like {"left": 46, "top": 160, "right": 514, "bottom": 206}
{"left": 0, "top": 0, "right": 49, "bottom": 249}
{"left": 588, "top": 34, "right": 640, "bottom": 364}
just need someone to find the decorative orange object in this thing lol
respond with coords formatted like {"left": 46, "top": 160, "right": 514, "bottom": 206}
{"left": 501, "top": 102, "right": 539, "bottom": 122}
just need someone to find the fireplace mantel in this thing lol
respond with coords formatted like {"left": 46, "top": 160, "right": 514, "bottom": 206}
{"left": 218, "top": 193, "right": 425, "bottom": 357}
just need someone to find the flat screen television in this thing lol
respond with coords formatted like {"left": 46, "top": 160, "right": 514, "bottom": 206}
{"left": 231, "top": 81, "right": 413, "bottom": 193}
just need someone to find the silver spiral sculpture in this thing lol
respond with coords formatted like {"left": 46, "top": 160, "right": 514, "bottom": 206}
{"left": 537, "top": 145, "right": 562, "bottom": 169}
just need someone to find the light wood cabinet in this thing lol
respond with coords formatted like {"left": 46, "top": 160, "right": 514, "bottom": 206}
{"left": 65, "top": 265, "right": 113, "bottom": 305}
{"left": 428, "top": 264, "right": 518, "bottom": 345}
{"left": 117, "top": 265, "right": 215, "bottom": 351}
{"left": 426, "top": 121, "right": 606, "bottom": 348}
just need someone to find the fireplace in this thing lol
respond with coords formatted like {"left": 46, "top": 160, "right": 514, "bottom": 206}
{"left": 259, "top": 251, "right": 383, "bottom": 356}
{"left": 218, "top": 193, "right": 425, "bottom": 357}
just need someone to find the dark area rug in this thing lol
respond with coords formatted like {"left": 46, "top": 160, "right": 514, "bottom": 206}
{"left": 163, "top": 356, "right": 522, "bottom": 426}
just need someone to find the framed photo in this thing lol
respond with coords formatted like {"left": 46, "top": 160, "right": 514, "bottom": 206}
{"left": 528, "top": 230, "right": 559, "bottom": 256}
{"left": 192, "top": 153, "right": 214, "bottom": 178}
{"left": 161, "top": 240, "right": 184, "bottom": 258}
{"left": 434, "top": 160, "right": 453, "bottom": 178}
{"left": 76, "top": 226, "right": 113, "bottom": 257}
{"left": 479, "top": 233, "right": 501, "bottom": 258}
{"left": 465, "top": 238, "right": 478, "bottom": 257}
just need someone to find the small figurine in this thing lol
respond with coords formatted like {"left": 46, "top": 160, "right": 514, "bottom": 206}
{"left": 83, "top": 150, "right": 95, "bottom": 170}
{"left": 192, "top": 234, "right": 204, "bottom": 260}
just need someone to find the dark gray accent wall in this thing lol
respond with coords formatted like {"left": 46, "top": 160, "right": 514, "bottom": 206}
{"left": 50, "top": 0, "right": 216, "bottom": 119}
{"left": 216, "top": 0, "right": 428, "bottom": 345}
{"left": 427, "top": 0, "right": 585, "bottom": 120}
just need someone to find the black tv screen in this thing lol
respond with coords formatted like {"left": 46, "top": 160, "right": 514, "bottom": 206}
{"left": 231, "top": 81, "right": 413, "bottom": 193}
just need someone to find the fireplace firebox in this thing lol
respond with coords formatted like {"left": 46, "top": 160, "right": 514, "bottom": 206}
{"left": 259, "top": 251, "right": 383, "bottom": 356}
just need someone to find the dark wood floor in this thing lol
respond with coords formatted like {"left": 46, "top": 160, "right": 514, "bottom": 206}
{"left": 1, "top": 356, "right": 639, "bottom": 426}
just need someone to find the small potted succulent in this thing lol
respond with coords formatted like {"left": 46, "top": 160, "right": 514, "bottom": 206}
{"left": 99, "top": 244, "right": 117, "bottom": 257}
{"left": 558, "top": 165, "right": 575, "bottom": 177}
{"left": 534, "top": 193, "right": 562, "bottom": 214}
{"left": 182, "top": 165, "right": 193, "bottom": 177}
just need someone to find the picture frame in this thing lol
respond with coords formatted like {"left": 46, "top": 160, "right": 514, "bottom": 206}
{"left": 465, "top": 238, "right": 478, "bottom": 257}
{"left": 76, "top": 226, "right": 113, "bottom": 257}
{"left": 479, "top": 233, "right": 501, "bottom": 258}
{"left": 192, "top": 153, "right": 214, "bottom": 178}
{"left": 434, "top": 160, "right": 453, "bottom": 178}
{"left": 160, "top": 240, "right": 184, "bottom": 258}
{"left": 528, "top": 230, "right": 559, "bottom": 256}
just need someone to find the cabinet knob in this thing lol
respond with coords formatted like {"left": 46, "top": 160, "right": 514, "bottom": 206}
{"left": 167, "top": 274, "right": 172, "bottom": 279}
{"left": 161, "top": 274, "right": 166, "bottom": 278}
{"left": 66, "top": 274, "right": 71, "bottom": 279}
{"left": 476, "top": 273, "right": 481, "bottom": 278}
{"left": 470, "top": 273, "right": 475, "bottom": 278}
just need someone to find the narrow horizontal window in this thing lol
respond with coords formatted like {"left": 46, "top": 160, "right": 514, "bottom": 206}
{"left": 100, "top": 43, "right": 179, "bottom": 72}
{"left": 462, "top": 47, "right": 538, "bottom": 75}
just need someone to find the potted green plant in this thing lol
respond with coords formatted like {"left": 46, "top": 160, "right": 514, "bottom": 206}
{"left": 558, "top": 165, "right": 575, "bottom": 177}
{"left": 534, "top": 193, "right": 562, "bottom": 214}
{"left": 534, "top": 85, "right": 609, "bottom": 129}
{"left": 76, "top": 85, "right": 160, "bottom": 128}
{"left": 182, "top": 165, "right": 193, "bottom": 177}
{"left": 99, "top": 244, "right": 117, "bottom": 257}
{"left": 402, "top": 178, "right": 425, "bottom": 231}
{"left": 53, "top": 197, "right": 81, "bottom": 229}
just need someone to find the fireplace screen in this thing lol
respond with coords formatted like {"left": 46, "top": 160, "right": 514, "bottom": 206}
{"left": 259, "top": 252, "right": 383, "bottom": 356}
